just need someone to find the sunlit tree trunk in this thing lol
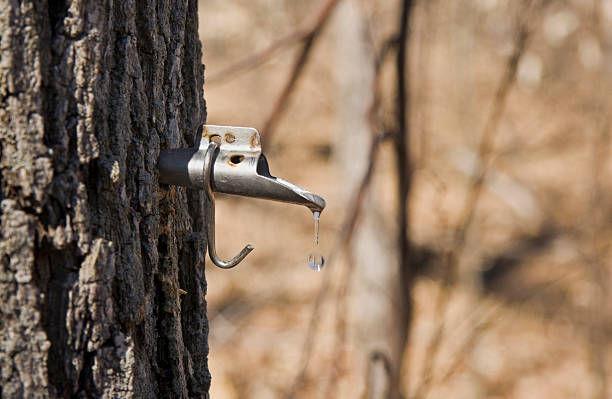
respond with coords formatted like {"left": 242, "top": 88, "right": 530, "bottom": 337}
{"left": 0, "top": 1, "right": 210, "bottom": 397}
{"left": 334, "top": 2, "right": 407, "bottom": 397}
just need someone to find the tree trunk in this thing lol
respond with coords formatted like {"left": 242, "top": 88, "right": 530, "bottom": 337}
{"left": 334, "top": 2, "right": 407, "bottom": 398}
{"left": 0, "top": 1, "right": 210, "bottom": 397}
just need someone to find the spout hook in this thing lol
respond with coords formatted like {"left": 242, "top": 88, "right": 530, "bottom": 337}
{"left": 202, "top": 142, "right": 254, "bottom": 269}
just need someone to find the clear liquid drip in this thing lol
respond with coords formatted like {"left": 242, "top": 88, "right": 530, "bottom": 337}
{"left": 313, "top": 211, "right": 320, "bottom": 245}
{"left": 308, "top": 211, "right": 325, "bottom": 271}
{"left": 308, "top": 253, "right": 325, "bottom": 271}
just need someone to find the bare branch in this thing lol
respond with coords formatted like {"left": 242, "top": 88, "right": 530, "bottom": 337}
{"left": 322, "top": 2, "right": 414, "bottom": 395}
{"left": 411, "top": 2, "right": 541, "bottom": 397}
{"left": 394, "top": 0, "right": 415, "bottom": 356}
{"left": 207, "top": 0, "right": 341, "bottom": 84}
{"left": 283, "top": 130, "right": 392, "bottom": 399}
{"left": 282, "top": 2, "right": 411, "bottom": 396}
{"left": 283, "top": 30, "right": 397, "bottom": 395}
{"left": 260, "top": 0, "right": 342, "bottom": 143}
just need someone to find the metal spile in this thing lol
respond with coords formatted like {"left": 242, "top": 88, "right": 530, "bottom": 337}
{"left": 158, "top": 125, "right": 326, "bottom": 269}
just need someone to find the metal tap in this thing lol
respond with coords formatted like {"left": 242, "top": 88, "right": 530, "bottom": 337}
{"left": 158, "top": 125, "right": 326, "bottom": 269}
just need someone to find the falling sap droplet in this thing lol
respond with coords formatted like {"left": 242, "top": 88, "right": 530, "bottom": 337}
{"left": 313, "top": 211, "right": 320, "bottom": 245}
{"left": 308, "top": 211, "right": 325, "bottom": 271}
{"left": 308, "top": 253, "right": 325, "bottom": 271}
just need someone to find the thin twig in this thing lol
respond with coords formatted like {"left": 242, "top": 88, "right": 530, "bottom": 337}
{"left": 261, "top": 0, "right": 342, "bottom": 143}
{"left": 283, "top": 2, "right": 410, "bottom": 396}
{"left": 411, "top": 2, "right": 538, "bottom": 398}
{"left": 414, "top": 0, "right": 437, "bottom": 169}
{"left": 394, "top": 0, "right": 415, "bottom": 352}
{"left": 322, "top": 2, "right": 414, "bottom": 395}
{"left": 321, "top": 28, "right": 402, "bottom": 399}
{"left": 322, "top": 250, "right": 353, "bottom": 399}
{"left": 206, "top": 28, "right": 310, "bottom": 85}
{"left": 207, "top": 0, "right": 341, "bottom": 84}
{"left": 283, "top": 130, "right": 392, "bottom": 399}
{"left": 437, "top": 268, "right": 580, "bottom": 387}
{"left": 284, "top": 35, "right": 396, "bottom": 396}
{"left": 584, "top": 4, "right": 611, "bottom": 397}
{"left": 322, "top": 134, "right": 392, "bottom": 399}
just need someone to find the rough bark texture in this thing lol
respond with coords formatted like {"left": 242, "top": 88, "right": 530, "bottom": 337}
{"left": 0, "top": 1, "right": 210, "bottom": 397}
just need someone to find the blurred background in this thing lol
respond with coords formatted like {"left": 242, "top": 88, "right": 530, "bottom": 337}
{"left": 198, "top": 0, "right": 612, "bottom": 397}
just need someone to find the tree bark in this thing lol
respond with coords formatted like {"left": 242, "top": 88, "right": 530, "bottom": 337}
{"left": 0, "top": 1, "right": 210, "bottom": 397}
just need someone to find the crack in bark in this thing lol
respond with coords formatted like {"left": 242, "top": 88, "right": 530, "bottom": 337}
{"left": 1, "top": 0, "right": 210, "bottom": 397}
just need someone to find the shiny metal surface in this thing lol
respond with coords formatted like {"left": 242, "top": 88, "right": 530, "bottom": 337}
{"left": 159, "top": 125, "right": 325, "bottom": 212}
{"left": 158, "top": 125, "right": 326, "bottom": 268}
{"left": 201, "top": 141, "right": 254, "bottom": 268}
